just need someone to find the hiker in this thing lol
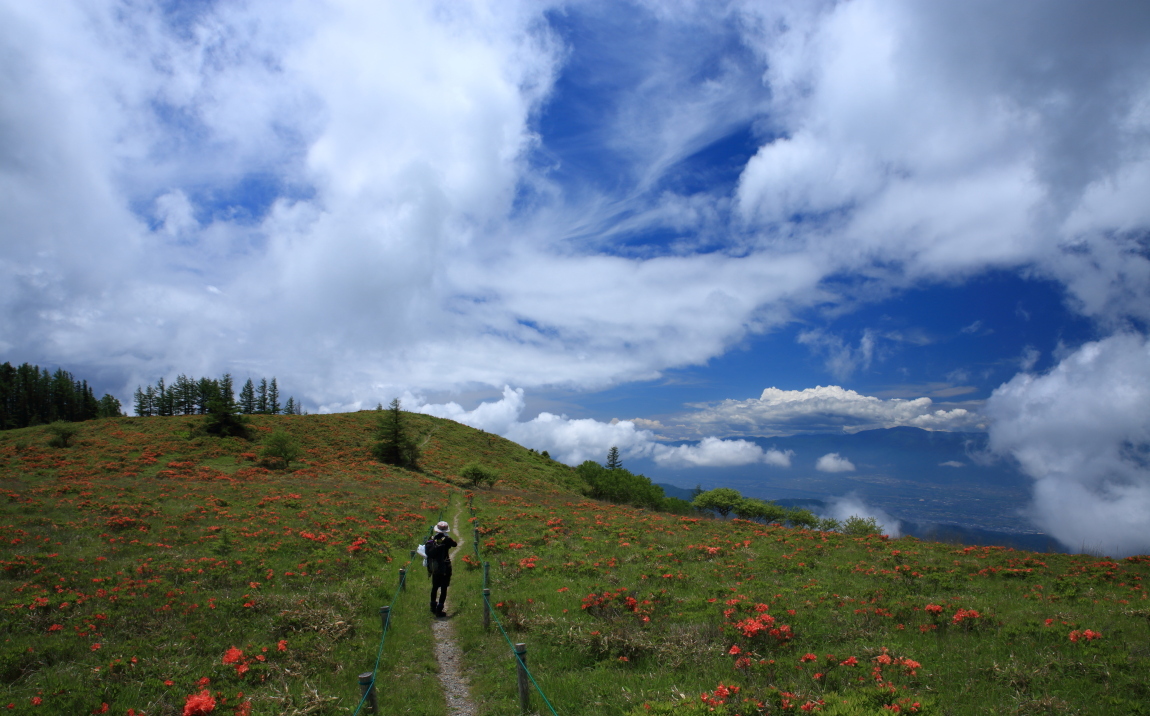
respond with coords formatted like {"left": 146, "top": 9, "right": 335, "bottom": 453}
{"left": 425, "top": 521, "right": 457, "bottom": 617}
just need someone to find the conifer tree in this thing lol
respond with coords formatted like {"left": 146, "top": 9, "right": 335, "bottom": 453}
{"left": 203, "top": 373, "right": 249, "bottom": 439}
{"left": 283, "top": 396, "right": 295, "bottom": 415}
{"left": 372, "top": 398, "right": 420, "bottom": 470}
{"left": 156, "top": 378, "right": 170, "bottom": 417}
{"left": 239, "top": 379, "right": 256, "bottom": 414}
{"left": 218, "top": 374, "right": 235, "bottom": 409}
{"left": 97, "top": 394, "right": 123, "bottom": 418}
{"left": 195, "top": 377, "right": 218, "bottom": 414}
{"left": 268, "top": 378, "right": 280, "bottom": 415}
{"left": 133, "top": 387, "right": 149, "bottom": 417}
{"left": 172, "top": 374, "right": 195, "bottom": 415}
{"left": 606, "top": 446, "right": 622, "bottom": 470}
{"left": 256, "top": 378, "right": 269, "bottom": 414}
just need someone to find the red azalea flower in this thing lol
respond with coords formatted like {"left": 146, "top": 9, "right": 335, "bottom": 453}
{"left": 222, "top": 647, "right": 244, "bottom": 665}
{"left": 183, "top": 690, "right": 216, "bottom": 716}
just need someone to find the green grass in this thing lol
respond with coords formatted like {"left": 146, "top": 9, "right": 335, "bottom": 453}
{"left": 450, "top": 491, "right": 1150, "bottom": 715}
{"left": 1, "top": 414, "right": 1148, "bottom": 715}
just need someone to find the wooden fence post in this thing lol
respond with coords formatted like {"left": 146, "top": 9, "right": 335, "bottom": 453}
{"left": 483, "top": 561, "right": 490, "bottom": 590}
{"left": 358, "top": 672, "right": 378, "bottom": 714}
{"left": 514, "top": 642, "right": 530, "bottom": 713}
{"left": 483, "top": 588, "right": 491, "bottom": 632}
{"left": 379, "top": 606, "right": 390, "bottom": 632}
{"left": 398, "top": 568, "right": 406, "bottom": 591}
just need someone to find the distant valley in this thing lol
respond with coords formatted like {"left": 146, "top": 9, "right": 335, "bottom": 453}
{"left": 639, "top": 426, "right": 1064, "bottom": 552}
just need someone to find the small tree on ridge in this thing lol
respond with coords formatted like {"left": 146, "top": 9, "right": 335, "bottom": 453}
{"left": 373, "top": 398, "right": 420, "bottom": 470}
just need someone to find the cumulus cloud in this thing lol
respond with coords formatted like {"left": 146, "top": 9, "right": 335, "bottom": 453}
{"left": 985, "top": 333, "right": 1150, "bottom": 557}
{"left": 670, "top": 385, "right": 984, "bottom": 437}
{"left": 819, "top": 495, "right": 902, "bottom": 538}
{"left": 815, "top": 453, "right": 855, "bottom": 473}
{"left": 653, "top": 438, "right": 793, "bottom": 469}
{"left": 735, "top": 1, "right": 1150, "bottom": 322}
{"left": 414, "top": 386, "right": 789, "bottom": 468}
{"left": 2, "top": 0, "right": 1149, "bottom": 416}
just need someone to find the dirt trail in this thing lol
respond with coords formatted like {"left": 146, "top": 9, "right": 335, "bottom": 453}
{"left": 430, "top": 501, "right": 477, "bottom": 716}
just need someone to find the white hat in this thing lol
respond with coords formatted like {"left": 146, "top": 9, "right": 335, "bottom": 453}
{"left": 435, "top": 521, "right": 450, "bottom": 533}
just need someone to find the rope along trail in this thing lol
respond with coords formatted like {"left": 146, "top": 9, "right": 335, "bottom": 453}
{"left": 430, "top": 501, "right": 478, "bottom": 716}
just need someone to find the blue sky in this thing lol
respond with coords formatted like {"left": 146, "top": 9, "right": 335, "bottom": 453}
{"left": 3, "top": 1, "right": 1150, "bottom": 552}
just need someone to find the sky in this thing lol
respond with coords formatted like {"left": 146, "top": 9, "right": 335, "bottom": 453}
{"left": 3, "top": 1, "right": 1150, "bottom": 553}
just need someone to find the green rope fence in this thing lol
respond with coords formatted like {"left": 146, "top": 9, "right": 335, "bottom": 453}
{"left": 468, "top": 493, "right": 562, "bottom": 715}
{"left": 350, "top": 504, "right": 447, "bottom": 716}
{"left": 482, "top": 589, "right": 562, "bottom": 716}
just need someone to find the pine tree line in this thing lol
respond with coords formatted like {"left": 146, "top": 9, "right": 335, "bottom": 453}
{"left": 0, "top": 362, "right": 123, "bottom": 430}
{"left": 132, "top": 374, "right": 303, "bottom": 417}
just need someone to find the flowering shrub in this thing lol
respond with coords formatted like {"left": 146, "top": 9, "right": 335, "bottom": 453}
{"left": 182, "top": 690, "right": 215, "bottom": 715}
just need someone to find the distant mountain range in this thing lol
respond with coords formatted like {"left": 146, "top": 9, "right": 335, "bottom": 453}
{"left": 638, "top": 426, "right": 1066, "bottom": 553}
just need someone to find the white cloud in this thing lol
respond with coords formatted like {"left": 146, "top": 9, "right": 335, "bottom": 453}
{"left": 985, "top": 333, "right": 1150, "bottom": 557}
{"left": 735, "top": 0, "right": 1150, "bottom": 320}
{"left": 819, "top": 495, "right": 902, "bottom": 538}
{"left": 939, "top": 461, "right": 964, "bottom": 468}
{"left": 414, "top": 386, "right": 787, "bottom": 469}
{"left": 653, "top": 438, "right": 793, "bottom": 469}
{"left": 1018, "top": 346, "right": 1041, "bottom": 372}
{"left": 797, "top": 329, "right": 876, "bottom": 381}
{"left": 1, "top": 0, "right": 1149, "bottom": 416}
{"left": 671, "top": 385, "right": 984, "bottom": 437}
{"left": 815, "top": 452, "right": 855, "bottom": 473}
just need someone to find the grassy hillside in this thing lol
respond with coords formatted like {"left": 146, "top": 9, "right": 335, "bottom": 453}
{"left": 455, "top": 493, "right": 1150, "bottom": 715}
{"left": 1, "top": 413, "right": 1148, "bottom": 715}
{"left": 0, "top": 411, "right": 569, "bottom": 715}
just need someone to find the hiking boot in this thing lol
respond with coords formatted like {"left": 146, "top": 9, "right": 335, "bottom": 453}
{"left": 436, "top": 610, "right": 447, "bottom": 618}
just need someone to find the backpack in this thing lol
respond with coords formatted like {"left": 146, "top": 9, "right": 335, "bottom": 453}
{"left": 424, "top": 535, "right": 446, "bottom": 577}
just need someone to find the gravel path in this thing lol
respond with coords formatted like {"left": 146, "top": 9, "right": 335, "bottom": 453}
{"left": 431, "top": 505, "right": 477, "bottom": 716}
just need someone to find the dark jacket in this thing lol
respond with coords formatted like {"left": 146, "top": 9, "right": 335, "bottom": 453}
{"left": 426, "top": 533, "right": 457, "bottom": 575}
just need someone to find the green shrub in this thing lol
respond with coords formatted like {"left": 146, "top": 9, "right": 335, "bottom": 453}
{"left": 45, "top": 421, "right": 79, "bottom": 448}
{"left": 784, "top": 507, "right": 820, "bottom": 529}
{"left": 691, "top": 487, "right": 742, "bottom": 517}
{"left": 577, "top": 461, "right": 664, "bottom": 509}
{"left": 842, "top": 515, "right": 882, "bottom": 537}
{"left": 660, "top": 496, "right": 696, "bottom": 514}
{"left": 460, "top": 463, "right": 498, "bottom": 488}
{"left": 817, "top": 516, "right": 842, "bottom": 532}
{"left": 260, "top": 430, "right": 302, "bottom": 470}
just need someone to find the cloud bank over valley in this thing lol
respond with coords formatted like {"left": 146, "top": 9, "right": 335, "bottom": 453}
{"left": 415, "top": 386, "right": 793, "bottom": 469}
{"left": 986, "top": 334, "right": 1150, "bottom": 557}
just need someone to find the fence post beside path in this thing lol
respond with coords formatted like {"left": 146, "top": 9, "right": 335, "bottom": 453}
{"left": 514, "top": 642, "right": 530, "bottom": 713}
{"left": 358, "top": 672, "right": 378, "bottom": 714}
{"left": 398, "top": 568, "right": 406, "bottom": 591}
{"left": 483, "top": 561, "right": 489, "bottom": 590}
{"left": 379, "top": 606, "right": 390, "bottom": 632}
{"left": 483, "top": 588, "right": 491, "bottom": 631}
